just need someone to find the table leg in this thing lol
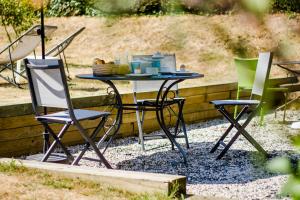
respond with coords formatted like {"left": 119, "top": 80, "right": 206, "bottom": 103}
{"left": 156, "top": 79, "right": 187, "bottom": 163}
{"left": 96, "top": 80, "right": 123, "bottom": 154}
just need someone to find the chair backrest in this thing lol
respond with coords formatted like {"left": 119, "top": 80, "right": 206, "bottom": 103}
{"left": 132, "top": 54, "right": 178, "bottom": 93}
{"left": 0, "top": 25, "right": 57, "bottom": 64}
{"left": 46, "top": 27, "right": 85, "bottom": 57}
{"left": 251, "top": 52, "right": 273, "bottom": 99}
{"left": 234, "top": 57, "right": 258, "bottom": 89}
{"left": 24, "top": 58, "right": 72, "bottom": 114}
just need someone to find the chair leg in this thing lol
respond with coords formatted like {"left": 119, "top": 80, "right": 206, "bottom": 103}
{"left": 176, "top": 100, "right": 189, "bottom": 148}
{"left": 240, "top": 128, "right": 268, "bottom": 156}
{"left": 217, "top": 130, "right": 241, "bottom": 159}
{"left": 282, "top": 92, "right": 288, "bottom": 122}
{"left": 73, "top": 121, "right": 112, "bottom": 169}
{"left": 234, "top": 87, "right": 240, "bottom": 118}
{"left": 259, "top": 106, "right": 265, "bottom": 126}
{"left": 72, "top": 117, "right": 107, "bottom": 165}
{"left": 216, "top": 105, "right": 267, "bottom": 159}
{"left": 136, "top": 108, "right": 145, "bottom": 151}
{"left": 211, "top": 105, "right": 249, "bottom": 153}
{"left": 41, "top": 123, "right": 73, "bottom": 162}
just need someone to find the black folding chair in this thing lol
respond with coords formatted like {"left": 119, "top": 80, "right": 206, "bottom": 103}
{"left": 24, "top": 58, "right": 112, "bottom": 168}
{"left": 210, "top": 52, "right": 273, "bottom": 159}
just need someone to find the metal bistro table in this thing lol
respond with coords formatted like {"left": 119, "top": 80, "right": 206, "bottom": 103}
{"left": 77, "top": 73, "right": 203, "bottom": 163}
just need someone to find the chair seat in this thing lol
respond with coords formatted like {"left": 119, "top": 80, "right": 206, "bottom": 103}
{"left": 210, "top": 99, "right": 260, "bottom": 106}
{"left": 279, "top": 82, "right": 300, "bottom": 92}
{"left": 36, "top": 109, "right": 110, "bottom": 123}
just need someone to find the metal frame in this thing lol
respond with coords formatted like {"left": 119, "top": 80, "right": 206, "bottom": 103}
{"left": 131, "top": 54, "right": 188, "bottom": 150}
{"left": 133, "top": 84, "right": 188, "bottom": 151}
{"left": 77, "top": 73, "right": 203, "bottom": 163}
{"left": 45, "top": 27, "right": 85, "bottom": 79}
{"left": 210, "top": 52, "right": 273, "bottom": 159}
{"left": 210, "top": 103, "right": 268, "bottom": 159}
{"left": 96, "top": 80, "right": 123, "bottom": 154}
{"left": 0, "top": 25, "right": 57, "bottom": 87}
{"left": 24, "top": 58, "right": 112, "bottom": 168}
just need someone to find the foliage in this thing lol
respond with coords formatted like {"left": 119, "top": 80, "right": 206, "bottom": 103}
{"left": 134, "top": 0, "right": 164, "bottom": 15}
{"left": 267, "top": 135, "right": 300, "bottom": 200}
{"left": 93, "top": 0, "right": 237, "bottom": 15}
{"left": 46, "top": 0, "right": 98, "bottom": 16}
{"left": 0, "top": 160, "right": 28, "bottom": 174}
{"left": 272, "top": 0, "right": 300, "bottom": 12}
{"left": 0, "top": 0, "right": 36, "bottom": 42}
{"left": 39, "top": 0, "right": 300, "bottom": 17}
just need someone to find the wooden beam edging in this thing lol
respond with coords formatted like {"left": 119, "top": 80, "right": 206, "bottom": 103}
{"left": 0, "top": 77, "right": 294, "bottom": 118}
{"left": 0, "top": 158, "right": 186, "bottom": 195}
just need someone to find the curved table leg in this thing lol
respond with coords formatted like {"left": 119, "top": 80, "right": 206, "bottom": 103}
{"left": 155, "top": 79, "right": 187, "bottom": 163}
{"left": 96, "top": 80, "right": 123, "bottom": 154}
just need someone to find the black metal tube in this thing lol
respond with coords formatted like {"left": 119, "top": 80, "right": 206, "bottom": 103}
{"left": 40, "top": 4, "right": 45, "bottom": 59}
{"left": 99, "top": 80, "right": 123, "bottom": 153}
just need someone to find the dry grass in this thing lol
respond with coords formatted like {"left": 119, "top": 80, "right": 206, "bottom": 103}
{"left": 0, "top": 13, "right": 299, "bottom": 105}
{"left": 0, "top": 160, "right": 174, "bottom": 200}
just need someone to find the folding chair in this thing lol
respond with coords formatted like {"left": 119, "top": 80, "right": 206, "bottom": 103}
{"left": 210, "top": 52, "right": 273, "bottom": 159}
{"left": 132, "top": 54, "right": 188, "bottom": 150}
{"left": 24, "top": 58, "right": 112, "bottom": 168}
{"left": 0, "top": 25, "right": 57, "bottom": 87}
{"left": 45, "top": 27, "right": 85, "bottom": 79}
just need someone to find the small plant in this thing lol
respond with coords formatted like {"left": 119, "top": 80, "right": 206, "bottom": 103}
{"left": 0, "top": 160, "right": 28, "bottom": 174}
{"left": 0, "top": 0, "right": 36, "bottom": 42}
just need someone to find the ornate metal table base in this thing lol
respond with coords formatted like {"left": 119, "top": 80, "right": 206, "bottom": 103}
{"left": 97, "top": 79, "right": 188, "bottom": 163}
{"left": 77, "top": 73, "right": 203, "bottom": 164}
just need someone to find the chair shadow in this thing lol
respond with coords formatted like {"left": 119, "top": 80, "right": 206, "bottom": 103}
{"left": 115, "top": 141, "right": 296, "bottom": 185}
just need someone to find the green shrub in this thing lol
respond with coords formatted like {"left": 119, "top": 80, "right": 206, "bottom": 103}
{"left": 272, "top": 0, "right": 300, "bottom": 12}
{"left": 0, "top": 0, "right": 36, "bottom": 42}
{"left": 134, "top": 0, "right": 163, "bottom": 14}
{"left": 93, "top": 0, "right": 236, "bottom": 16}
{"left": 180, "top": 0, "right": 236, "bottom": 14}
{"left": 47, "top": 0, "right": 97, "bottom": 16}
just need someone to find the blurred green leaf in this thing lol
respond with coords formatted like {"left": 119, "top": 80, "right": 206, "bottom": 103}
{"left": 267, "top": 157, "right": 292, "bottom": 174}
{"left": 282, "top": 176, "right": 300, "bottom": 199}
{"left": 241, "top": 0, "right": 272, "bottom": 15}
{"left": 292, "top": 135, "right": 300, "bottom": 149}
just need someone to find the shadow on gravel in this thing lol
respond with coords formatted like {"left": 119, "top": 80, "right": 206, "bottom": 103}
{"left": 115, "top": 141, "right": 294, "bottom": 185}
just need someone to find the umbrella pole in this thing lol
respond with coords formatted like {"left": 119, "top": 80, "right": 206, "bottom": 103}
{"left": 41, "top": 1, "right": 49, "bottom": 152}
{"left": 41, "top": 3, "right": 45, "bottom": 59}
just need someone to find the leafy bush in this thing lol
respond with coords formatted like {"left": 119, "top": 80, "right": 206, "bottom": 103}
{"left": 46, "top": 0, "right": 300, "bottom": 16}
{"left": 180, "top": 0, "right": 236, "bottom": 14}
{"left": 93, "top": 0, "right": 236, "bottom": 16}
{"left": 47, "top": 0, "right": 97, "bottom": 16}
{"left": 134, "top": 0, "right": 163, "bottom": 14}
{"left": 0, "top": 0, "right": 36, "bottom": 42}
{"left": 272, "top": 0, "right": 300, "bottom": 12}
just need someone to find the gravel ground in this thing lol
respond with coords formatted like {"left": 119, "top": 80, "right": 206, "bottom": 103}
{"left": 71, "top": 110, "right": 300, "bottom": 200}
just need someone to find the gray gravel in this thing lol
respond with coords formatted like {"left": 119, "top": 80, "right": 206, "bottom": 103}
{"left": 71, "top": 110, "right": 300, "bottom": 200}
